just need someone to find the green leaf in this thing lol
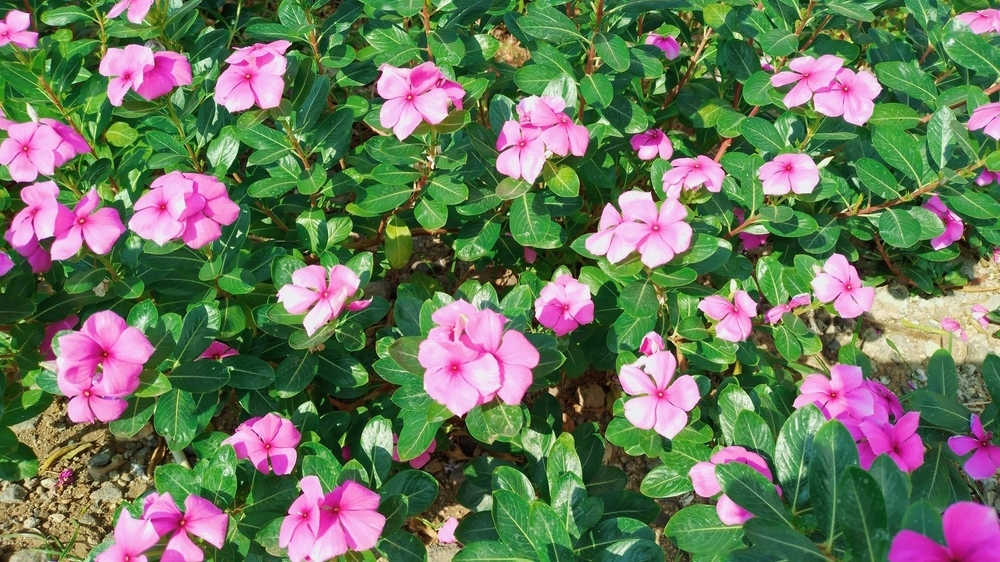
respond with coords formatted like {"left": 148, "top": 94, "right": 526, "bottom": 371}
{"left": 868, "top": 455, "right": 911, "bottom": 534}
{"left": 984, "top": 354, "right": 1000, "bottom": 401}
{"left": 154, "top": 463, "right": 202, "bottom": 505}
{"left": 718, "top": 384, "right": 755, "bottom": 445}
{"left": 105, "top": 122, "right": 139, "bottom": 147}
{"left": 927, "top": 348, "right": 958, "bottom": 398}
{"left": 172, "top": 304, "right": 220, "bottom": 364}
{"left": 581, "top": 74, "right": 614, "bottom": 108}
{"left": 878, "top": 208, "right": 922, "bottom": 248}
{"left": 872, "top": 127, "right": 925, "bottom": 182}
{"left": 519, "top": 6, "right": 585, "bottom": 44}
{"left": 607, "top": 312, "right": 656, "bottom": 353}
{"left": 855, "top": 158, "right": 902, "bottom": 199}
{"left": 907, "top": 389, "right": 970, "bottom": 432}
{"left": 808, "top": 420, "right": 860, "bottom": 544}
{"left": 453, "top": 542, "right": 528, "bottom": 561}
{"left": 742, "top": 518, "right": 828, "bottom": 561}
{"left": 941, "top": 189, "right": 1000, "bottom": 219}
{"left": 927, "top": 105, "right": 956, "bottom": 169}
{"left": 529, "top": 502, "right": 575, "bottom": 561}
{"left": 943, "top": 30, "right": 1000, "bottom": 79}
{"left": 664, "top": 505, "right": 745, "bottom": 555}
{"left": 169, "top": 360, "right": 231, "bottom": 393}
{"left": 911, "top": 443, "right": 971, "bottom": 509}
{"left": 385, "top": 215, "right": 413, "bottom": 270}
{"left": 756, "top": 255, "right": 788, "bottom": 307}
{"left": 154, "top": 389, "right": 198, "bottom": 450}
{"left": 359, "top": 416, "right": 393, "bottom": 488}
{"left": 427, "top": 174, "right": 469, "bottom": 205}
{"left": 875, "top": 62, "right": 938, "bottom": 104}
{"left": 836, "top": 467, "right": 890, "bottom": 562}
{"left": 510, "top": 193, "right": 561, "bottom": 248}
{"left": 221, "top": 355, "right": 276, "bottom": 389}
{"left": 720, "top": 39, "right": 759, "bottom": 82}
{"left": 733, "top": 410, "right": 776, "bottom": 458}
{"left": 741, "top": 118, "right": 785, "bottom": 154}
{"left": 824, "top": 0, "right": 874, "bottom": 21}
{"left": 109, "top": 397, "right": 156, "bottom": 439}
{"left": 377, "top": 530, "right": 426, "bottom": 562}
{"left": 492, "top": 490, "right": 539, "bottom": 560}
{"left": 774, "top": 405, "right": 825, "bottom": 512}
{"left": 544, "top": 164, "right": 580, "bottom": 198}
{"left": 0, "top": 294, "right": 35, "bottom": 324}
{"left": 454, "top": 216, "right": 502, "bottom": 261}
{"left": 901, "top": 500, "right": 944, "bottom": 544}
{"left": 758, "top": 30, "right": 798, "bottom": 57}
{"left": 618, "top": 280, "right": 658, "bottom": 318}
{"left": 274, "top": 350, "right": 319, "bottom": 398}
{"left": 594, "top": 33, "right": 630, "bottom": 72}
{"left": 201, "top": 445, "right": 238, "bottom": 508}
{"left": 716, "top": 462, "right": 791, "bottom": 526}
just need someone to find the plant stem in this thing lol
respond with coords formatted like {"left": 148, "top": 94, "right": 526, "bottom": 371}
{"left": 662, "top": 28, "right": 713, "bottom": 109}
{"left": 838, "top": 157, "right": 987, "bottom": 216}
{"left": 422, "top": 0, "right": 434, "bottom": 61}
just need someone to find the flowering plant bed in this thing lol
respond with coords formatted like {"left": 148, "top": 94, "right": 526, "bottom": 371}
{"left": 2, "top": 0, "right": 1000, "bottom": 560}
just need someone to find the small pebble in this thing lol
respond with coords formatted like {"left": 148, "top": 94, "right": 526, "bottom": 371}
{"left": 49, "top": 513, "right": 66, "bottom": 523}
{"left": 0, "top": 484, "right": 28, "bottom": 503}
{"left": 40, "top": 478, "right": 57, "bottom": 489}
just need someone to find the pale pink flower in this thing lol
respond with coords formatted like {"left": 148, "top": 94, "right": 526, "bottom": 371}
{"left": 418, "top": 337, "right": 500, "bottom": 416}
{"left": 584, "top": 202, "right": 625, "bottom": 260}
{"left": 99, "top": 45, "right": 155, "bottom": 106}
{"left": 276, "top": 265, "right": 369, "bottom": 336}
{"left": 699, "top": 291, "right": 757, "bottom": 343}
{"left": 516, "top": 96, "right": 565, "bottom": 124}
{"left": 437, "top": 77, "right": 465, "bottom": 109}
{"left": 639, "top": 332, "right": 664, "bottom": 356}
{"left": 689, "top": 446, "right": 780, "bottom": 526}
{"left": 41, "top": 315, "right": 79, "bottom": 360}
{"left": 770, "top": 55, "right": 845, "bottom": 107}
{"left": 759, "top": 153, "right": 819, "bottom": 195}
{"left": 645, "top": 33, "right": 680, "bottom": 59}
{"left": 107, "top": 0, "right": 154, "bottom": 23}
{"left": 619, "top": 351, "right": 700, "bottom": 439}
{"left": 630, "top": 129, "right": 673, "bottom": 161}
{"left": 95, "top": 511, "right": 160, "bottom": 562}
{"left": 393, "top": 435, "right": 435, "bottom": 469}
{"left": 200, "top": 341, "right": 238, "bottom": 360}
{"left": 972, "top": 304, "right": 991, "bottom": 329}
{"left": 811, "top": 253, "right": 875, "bottom": 318}
{"left": 976, "top": 170, "right": 999, "bottom": 186}
{"left": 793, "top": 364, "right": 875, "bottom": 421}
{"left": 941, "top": 317, "right": 968, "bottom": 342}
{"left": 949, "top": 414, "right": 1000, "bottom": 480}
{"left": 41, "top": 119, "right": 91, "bottom": 167}
{"left": 0, "top": 122, "right": 61, "bottom": 182}
{"left": 142, "top": 492, "right": 228, "bottom": 562}
{"left": 764, "top": 293, "right": 810, "bottom": 324}
{"left": 427, "top": 300, "right": 479, "bottom": 343}
{"left": 215, "top": 52, "right": 287, "bottom": 112}
{"left": 128, "top": 180, "right": 202, "bottom": 245}
{"left": 923, "top": 195, "right": 964, "bottom": 250}
{"left": 280, "top": 476, "right": 325, "bottom": 562}
{"left": 460, "top": 308, "right": 539, "bottom": 405}
{"left": 955, "top": 9, "right": 1000, "bottom": 34}
{"left": 888, "top": 502, "right": 1000, "bottom": 562}
{"left": 172, "top": 173, "right": 240, "bottom": 249}
{"left": 535, "top": 274, "right": 594, "bottom": 336}
{"left": 438, "top": 517, "right": 459, "bottom": 544}
{"left": 377, "top": 62, "right": 454, "bottom": 140}
{"left": 968, "top": 102, "right": 1000, "bottom": 139}
{"left": 866, "top": 379, "right": 903, "bottom": 422}
{"left": 0, "top": 10, "right": 37, "bottom": 49}
{"left": 662, "top": 155, "right": 725, "bottom": 198}
{"left": 50, "top": 190, "right": 125, "bottom": 260}
{"left": 226, "top": 40, "right": 291, "bottom": 65}
{"left": 5, "top": 181, "right": 71, "bottom": 250}
{"left": 223, "top": 413, "right": 301, "bottom": 475}
{"left": 614, "top": 192, "right": 693, "bottom": 268}
{"left": 0, "top": 252, "right": 13, "bottom": 277}
{"left": 307, "top": 480, "right": 386, "bottom": 559}
{"left": 135, "top": 52, "right": 192, "bottom": 101}
{"left": 58, "top": 377, "right": 128, "bottom": 424}
{"left": 520, "top": 98, "right": 589, "bottom": 157}
{"left": 861, "top": 411, "right": 924, "bottom": 472}
{"left": 55, "top": 310, "right": 154, "bottom": 395}
{"left": 732, "top": 207, "right": 768, "bottom": 250}
{"left": 496, "top": 120, "right": 545, "bottom": 183}
{"left": 813, "top": 68, "right": 882, "bottom": 126}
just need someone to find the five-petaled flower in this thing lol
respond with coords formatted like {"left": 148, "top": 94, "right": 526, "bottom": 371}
{"left": 922, "top": 195, "right": 964, "bottom": 250}
{"left": 223, "top": 413, "right": 302, "bottom": 475}
{"left": 968, "top": 101, "right": 1000, "bottom": 139}
{"left": 689, "top": 446, "right": 782, "bottom": 525}
{"left": 758, "top": 153, "right": 819, "bottom": 196}
{"left": 645, "top": 33, "right": 680, "bottom": 59}
{"left": 948, "top": 414, "right": 1000, "bottom": 480}
{"left": 630, "top": 129, "right": 674, "bottom": 161}
{"left": 142, "top": 492, "right": 229, "bottom": 562}
{"left": 811, "top": 253, "right": 876, "bottom": 319}
{"left": 534, "top": 274, "right": 595, "bottom": 336}
{"left": 698, "top": 291, "right": 757, "bottom": 343}
{"left": 276, "top": 264, "right": 371, "bottom": 336}
{"left": 793, "top": 364, "right": 875, "bottom": 421}
{"left": 0, "top": 10, "right": 38, "bottom": 49}
{"left": 619, "top": 350, "right": 700, "bottom": 439}
{"left": 770, "top": 55, "right": 845, "bottom": 107}
{"left": 888, "top": 502, "right": 1000, "bottom": 562}
{"left": 662, "top": 155, "right": 726, "bottom": 198}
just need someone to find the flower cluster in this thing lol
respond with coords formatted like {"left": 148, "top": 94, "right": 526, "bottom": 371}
{"left": 949, "top": 414, "right": 1000, "bottom": 480}
{"left": 771, "top": 55, "right": 882, "bottom": 125}
{"left": 418, "top": 300, "right": 539, "bottom": 416}
{"left": 215, "top": 41, "right": 290, "bottom": 112}
{"left": 279, "top": 476, "right": 386, "bottom": 562}
{"left": 377, "top": 62, "right": 464, "bottom": 140}
{"left": 586, "top": 191, "right": 693, "bottom": 268}
{"left": 276, "top": 265, "right": 371, "bottom": 336}
{"left": 223, "top": 413, "right": 302, "bottom": 475}
{"left": 534, "top": 274, "right": 594, "bottom": 337}
{"left": 128, "top": 171, "right": 239, "bottom": 249}
{"left": 689, "top": 446, "right": 782, "bottom": 525}
{"left": 619, "top": 349, "right": 699, "bottom": 439}
{"left": 496, "top": 95, "right": 590, "bottom": 183}
{"left": 99, "top": 45, "right": 192, "bottom": 106}
{"left": 55, "top": 311, "right": 154, "bottom": 423}
{"left": 0, "top": 114, "right": 91, "bottom": 182}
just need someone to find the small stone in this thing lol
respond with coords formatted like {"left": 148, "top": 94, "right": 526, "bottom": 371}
{"left": 78, "top": 514, "right": 98, "bottom": 527}
{"left": 23, "top": 517, "right": 40, "bottom": 529}
{"left": 89, "top": 482, "right": 123, "bottom": 503}
{"left": 22, "top": 478, "right": 37, "bottom": 490}
{"left": 40, "top": 478, "right": 57, "bottom": 489}
{"left": 0, "top": 484, "right": 28, "bottom": 503}
{"left": 9, "top": 551, "right": 49, "bottom": 562}
{"left": 9, "top": 415, "right": 40, "bottom": 434}
{"left": 578, "top": 383, "right": 606, "bottom": 409}
{"left": 49, "top": 513, "right": 66, "bottom": 523}
{"left": 89, "top": 449, "right": 112, "bottom": 468}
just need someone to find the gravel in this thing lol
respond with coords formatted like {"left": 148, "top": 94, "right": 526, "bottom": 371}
{"left": 89, "top": 482, "right": 123, "bottom": 503}
{"left": 0, "top": 484, "right": 28, "bottom": 503}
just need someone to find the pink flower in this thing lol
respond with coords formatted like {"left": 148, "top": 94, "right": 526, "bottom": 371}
{"left": 142, "top": 492, "right": 229, "bottom": 562}
{"left": 58, "top": 377, "right": 128, "bottom": 424}
{"left": 523, "top": 246, "right": 537, "bottom": 263}
{"left": 813, "top": 68, "right": 882, "bottom": 126}
{"left": 99, "top": 45, "right": 155, "bottom": 106}
{"left": 5, "top": 181, "right": 71, "bottom": 250}
{"left": 955, "top": 10, "right": 1000, "bottom": 34}
{"left": 888, "top": 502, "right": 1000, "bottom": 562}
{"left": 758, "top": 153, "right": 819, "bottom": 195}
{"left": 519, "top": 98, "right": 589, "bottom": 157}
{"left": 419, "top": 338, "right": 500, "bottom": 417}
{"left": 496, "top": 120, "right": 546, "bottom": 183}
{"left": 770, "top": 55, "right": 845, "bottom": 107}
{"left": 630, "top": 129, "right": 674, "bottom": 161}
{"left": 135, "top": 52, "right": 192, "bottom": 101}
{"left": 173, "top": 173, "right": 240, "bottom": 249}
{"left": 460, "top": 308, "right": 539, "bottom": 406}
{"left": 107, "top": 0, "right": 154, "bottom": 23}
{"left": 866, "top": 379, "right": 903, "bottom": 422}
{"left": 698, "top": 291, "right": 757, "bottom": 343}
{"left": 968, "top": 102, "right": 1000, "bottom": 139}
{"left": 995, "top": 247, "right": 1000, "bottom": 263}
{"left": 0, "top": 10, "right": 37, "bottom": 49}
{"left": 793, "top": 364, "right": 875, "bottom": 421}
{"left": 535, "top": 274, "right": 594, "bottom": 336}
{"left": 377, "top": 62, "right": 454, "bottom": 140}
{"left": 516, "top": 96, "right": 565, "bottom": 124}
{"left": 41, "top": 119, "right": 91, "bottom": 166}
{"left": 0, "top": 122, "right": 61, "bottom": 182}
{"left": 276, "top": 265, "right": 369, "bottom": 336}
{"left": 949, "top": 414, "right": 1000, "bottom": 480}
{"left": 222, "top": 413, "right": 301, "bottom": 475}
{"left": 614, "top": 192, "right": 693, "bottom": 268}
{"left": 50, "top": 190, "right": 125, "bottom": 260}
{"left": 128, "top": 179, "right": 202, "bottom": 245}
{"left": 764, "top": 293, "right": 810, "bottom": 324}
{"left": 689, "top": 446, "right": 780, "bottom": 526}
{"left": 732, "top": 207, "right": 768, "bottom": 250}
{"left": 41, "top": 315, "right": 79, "bottom": 360}
{"left": 584, "top": 202, "right": 625, "bottom": 260}
{"left": 976, "top": 170, "right": 999, "bottom": 186}
{"left": 619, "top": 351, "right": 700, "bottom": 439}
{"left": 923, "top": 195, "right": 964, "bottom": 250}
{"left": 215, "top": 51, "right": 287, "bottom": 112}
{"left": 95, "top": 511, "right": 160, "bottom": 562}
{"left": 427, "top": 300, "right": 479, "bottom": 343}
{"left": 645, "top": 33, "right": 680, "bottom": 59}
{"left": 438, "top": 517, "right": 459, "bottom": 544}
{"left": 200, "top": 341, "right": 238, "bottom": 360}
{"left": 55, "top": 310, "right": 154, "bottom": 395}
{"left": 639, "top": 332, "right": 664, "bottom": 356}
{"left": 280, "top": 476, "right": 325, "bottom": 562}
{"left": 307, "top": 480, "right": 386, "bottom": 559}
{"left": 811, "top": 253, "right": 875, "bottom": 319}
{"left": 972, "top": 304, "right": 991, "bottom": 329}
{"left": 393, "top": 434, "right": 435, "bottom": 469}
{"left": 438, "top": 77, "right": 465, "bottom": 109}
{"left": 662, "top": 155, "right": 726, "bottom": 198}
{"left": 941, "top": 317, "right": 968, "bottom": 342}
{"left": 0, "top": 252, "right": 13, "bottom": 277}
{"left": 860, "top": 411, "right": 924, "bottom": 472}
{"left": 17, "top": 237, "right": 51, "bottom": 273}
{"left": 226, "top": 41, "right": 291, "bottom": 65}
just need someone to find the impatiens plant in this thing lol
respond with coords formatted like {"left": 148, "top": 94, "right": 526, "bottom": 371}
{"left": 2, "top": 0, "right": 1000, "bottom": 561}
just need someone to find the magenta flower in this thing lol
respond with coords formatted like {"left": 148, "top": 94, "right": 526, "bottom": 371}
{"left": 732, "top": 207, "right": 768, "bottom": 250}
{"left": 95, "top": 510, "right": 160, "bottom": 562}
{"left": 0, "top": 252, "right": 13, "bottom": 277}
{"left": 523, "top": 246, "right": 537, "bottom": 263}
{"left": 956, "top": 9, "right": 1000, "bottom": 34}
{"left": 226, "top": 40, "right": 291, "bottom": 65}
{"left": 949, "top": 414, "right": 1000, "bottom": 480}
{"left": 496, "top": 120, "right": 546, "bottom": 183}
{"left": 438, "top": 517, "right": 459, "bottom": 544}
{"left": 662, "top": 155, "right": 726, "bottom": 198}
{"left": 0, "top": 10, "right": 37, "bottom": 49}
{"left": 16, "top": 236, "right": 51, "bottom": 273}
{"left": 41, "top": 315, "right": 79, "bottom": 360}
{"left": 639, "top": 332, "right": 665, "bottom": 356}
{"left": 972, "top": 304, "right": 991, "bottom": 329}
{"left": 55, "top": 310, "right": 154, "bottom": 395}
{"left": 135, "top": 52, "right": 192, "bottom": 101}
{"left": 758, "top": 153, "right": 819, "bottom": 195}
{"left": 811, "top": 253, "right": 875, "bottom": 319}
{"left": 813, "top": 68, "right": 882, "bottom": 126}
{"left": 41, "top": 119, "right": 91, "bottom": 167}
{"left": 307, "top": 480, "right": 386, "bottom": 559}
{"left": 128, "top": 180, "right": 201, "bottom": 245}
{"left": 861, "top": 412, "right": 925, "bottom": 472}
{"left": 689, "top": 446, "right": 780, "bottom": 525}
{"left": 630, "top": 129, "right": 674, "bottom": 161}
{"left": 520, "top": 98, "right": 589, "bottom": 157}
{"left": 923, "top": 195, "right": 964, "bottom": 250}
{"left": 793, "top": 364, "right": 875, "bottom": 421}
{"left": 764, "top": 293, "right": 810, "bottom": 324}
{"left": 215, "top": 51, "right": 287, "bottom": 112}
{"left": 888, "top": 502, "right": 1000, "bottom": 562}
{"left": 377, "top": 62, "right": 454, "bottom": 140}
{"left": 699, "top": 291, "right": 757, "bottom": 343}
{"left": 6, "top": 181, "right": 71, "bottom": 250}
{"left": 866, "top": 379, "right": 903, "bottom": 422}
{"left": 280, "top": 476, "right": 325, "bottom": 562}
{"left": 50, "top": 190, "right": 125, "bottom": 260}
{"left": 419, "top": 337, "right": 500, "bottom": 417}
{"left": 58, "top": 377, "right": 128, "bottom": 424}
{"left": 614, "top": 192, "right": 693, "bottom": 268}
{"left": 619, "top": 351, "right": 700, "bottom": 439}
{"left": 461, "top": 308, "right": 540, "bottom": 406}
{"left": 0, "top": 122, "right": 61, "bottom": 182}
{"left": 770, "top": 55, "right": 845, "bottom": 107}
{"left": 199, "top": 341, "right": 238, "bottom": 360}
{"left": 222, "top": 413, "right": 302, "bottom": 475}
{"left": 107, "top": 0, "right": 154, "bottom": 23}
{"left": 276, "top": 264, "right": 369, "bottom": 336}
{"left": 142, "top": 492, "right": 229, "bottom": 562}
{"left": 99, "top": 45, "right": 155, "bottom": 106}
{"left": 969, "top": 102, "right": 1000, "bottom": 139}
{"left": 941, "top": 317, "right": 968, "bottom": 342}
{"left": 393, "top": 434, "right": 435, "bottom": 469}
{"left": 645, "top": 33, "right": 680, "bottom": 59}
{"left": 535, "top": 274, "right": 595, "bottom": 336}
{"left": 976, "top": 170, "right": 999, "bottom": 186}
{"left": 173, "top": 173, "right": 240, "bottom": 249}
